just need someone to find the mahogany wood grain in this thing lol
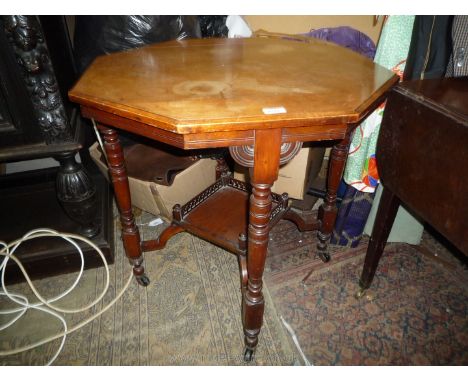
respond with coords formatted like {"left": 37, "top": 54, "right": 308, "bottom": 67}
{"left": 359, "top": 78, "right": 468, "bottom": 293}
{"left": 141, "top": 224, "right": 185, "bottom": 252}
{"left": 98, "top": 125, "right": 147, "bottom": 284}
{"left": 146, "top": 177, "right": 286, "bottom": 257}
{"left": 184, "top": 188, "right": 249, "bottom": 254}
{"left": 69, "top": 37, "right": 398, "bottom": 359}
{"left": 316, "top": 129, "right": 353, "bottom": 262}
{"left": 81, "top": 105, "right": 348, "bottom": 150}
{"left": 70, "top": 38, "right": 398, "bottom": 134}
{"left": 282, "top": 209, "right": 321, "bottom": 232}
{"left": 243, "top": 128, "right": 282, "bottom": 351}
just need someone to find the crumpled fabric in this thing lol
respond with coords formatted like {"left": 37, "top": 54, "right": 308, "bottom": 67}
{"left": 331, "top": 16, "right": 422, "bottom": 248}
{"left": 304, "top": 26, "right": 376, "bottom": 60}
{"left": 343, "top": 16, "right": 415, "bottom": 193}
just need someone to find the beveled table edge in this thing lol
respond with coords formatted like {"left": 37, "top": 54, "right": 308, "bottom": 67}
{"left": 69, "top": 73, "right": 399, "bottom": 136}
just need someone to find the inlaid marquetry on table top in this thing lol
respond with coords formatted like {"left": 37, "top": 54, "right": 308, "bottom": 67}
{"left": 69, "top": 37, "right": 398, "bottom": 362}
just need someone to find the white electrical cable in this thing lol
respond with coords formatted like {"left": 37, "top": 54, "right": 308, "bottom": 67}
{"left": 280, "top": 316, "right": 313, "bottom": 366}
{"left": 91, "top": 118, "right": 107, "bottom": 161}
{"left": 0, "top": 228, "right": 133, "bottom": 365}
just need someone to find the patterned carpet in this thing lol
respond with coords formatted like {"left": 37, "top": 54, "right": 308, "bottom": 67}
{"left": 2, "top": 208, "right": 467, "bottom": 366}
{"left": 0, "top": 211, "right": 297, "bottom": 366}
{"left": 266, "top": 219, "right": 468, "bottom": 365}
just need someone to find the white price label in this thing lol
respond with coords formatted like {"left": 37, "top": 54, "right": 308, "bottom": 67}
{"left": 262, "top": 106, "right": 287, "bottom": 115}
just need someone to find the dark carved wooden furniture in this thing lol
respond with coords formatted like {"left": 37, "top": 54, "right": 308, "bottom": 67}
{"left": 0, "top": 16, "right": 113, "bottom": 283}
{"left": 69, "top": 37, "right": 398, "bottom": 360}
{"left": 359, "top": 78, "right": 468, "bottom": 294}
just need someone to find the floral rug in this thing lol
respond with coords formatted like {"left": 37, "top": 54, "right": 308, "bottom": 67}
{"left": 266, "top": 220, "right": 468, "bottom": 365}
{"left": 0, "top": 211, "right": 296, "bottom": 366}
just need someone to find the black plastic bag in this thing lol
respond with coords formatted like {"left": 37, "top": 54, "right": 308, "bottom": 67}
{"left": 198, "top": 16, "right": 228, "bottom": 38}
{"left": 73, "top": 15, "right": 201, "bottom": 73}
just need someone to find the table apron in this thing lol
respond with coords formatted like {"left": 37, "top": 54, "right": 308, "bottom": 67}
{"left": 82, "top": 106, "right": 348, "bottom": 150}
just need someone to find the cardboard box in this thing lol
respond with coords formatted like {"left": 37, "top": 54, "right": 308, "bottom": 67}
{"left": 234, "top": 147, "right": 313, "bottom": 200}
{"left": 89, "top": 142, "right": 217, "bottom": 220}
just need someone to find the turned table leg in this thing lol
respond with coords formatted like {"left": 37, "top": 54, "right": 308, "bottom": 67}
{"left": 317, "top": 131, "right": 352, "bottom": 262}
{"left": 242, "top": 129, "right": 281, "bottom": 361}
{"left": 98, "top": 124, "right": 149, "bottom": 286}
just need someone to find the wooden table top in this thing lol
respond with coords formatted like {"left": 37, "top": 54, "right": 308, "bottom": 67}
{"left": 69, "top": 38, "right": 398, "bottom": 134}
{"left": 396, "top": 78, "right": 468, "bottom": 119}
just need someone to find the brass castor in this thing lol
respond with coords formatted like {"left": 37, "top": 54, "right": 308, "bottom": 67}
{"left": 355, "top": 279, "right": 369, "bottom": 299}
{"left": 136, "top": 274, "right": 150, "bottom": 287}
{"left": 243, "top": 347, "right": 254, "bottom": 362}
{"left": 317, "top": 251, "right": 330, "bottom": 263}
{"left": 355, "top": 287, "right": 367, "bottom": 299}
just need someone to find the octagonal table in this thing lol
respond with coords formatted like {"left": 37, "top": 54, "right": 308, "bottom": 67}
{"left": 69, "top": 37, "right": 398, "bottom": 361}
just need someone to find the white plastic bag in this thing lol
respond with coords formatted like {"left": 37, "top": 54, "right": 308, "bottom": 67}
{"left": 226, "top": 16, "right": 252, "bottom": 38}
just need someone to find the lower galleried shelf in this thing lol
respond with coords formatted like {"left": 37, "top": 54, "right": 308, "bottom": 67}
{"left": 142, "top": 175, "right": 290, "bottom": 257}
